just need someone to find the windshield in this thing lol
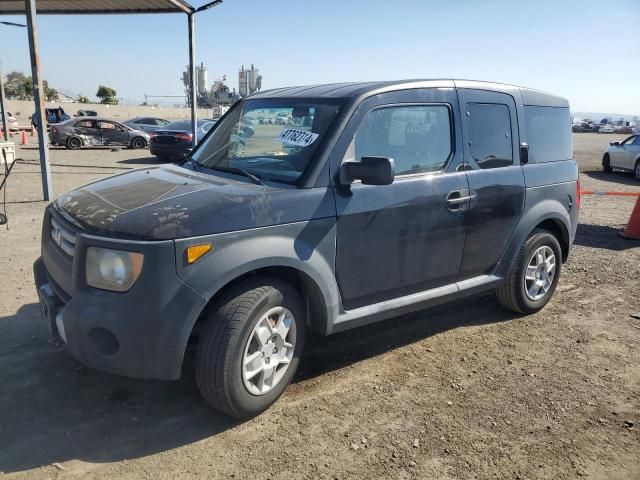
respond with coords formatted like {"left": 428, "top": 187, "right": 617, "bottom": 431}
{"left": 191, "top": 99, "right": 342, "bottom": 185}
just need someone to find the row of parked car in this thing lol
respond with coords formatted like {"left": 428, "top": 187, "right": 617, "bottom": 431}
{"left": 47, "top": 115, "right": 218, "bottom": 160}
{"left": 572, "top": 122, "right": 637, "bottom": 134}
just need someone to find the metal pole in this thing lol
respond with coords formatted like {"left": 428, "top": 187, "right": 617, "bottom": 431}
{"left": 0, "top": 61, "right": 9, "bottom": 142}
{"left": 25, "top": 0, "right": 52, "bottom": 201}
{"left": 188, "top": 12, "right": 197, "bottom": 145}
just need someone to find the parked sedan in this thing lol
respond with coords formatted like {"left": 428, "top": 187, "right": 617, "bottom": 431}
{"left": 602, "top": 134, "right": 640, "bottom": 180}
{"left": 49, "top": 117, "right": 150, "bottom": 150}
{"left": 598, "top": 125, "right": 615, "bottom": 134}
{"left": 149, "top": 119, "right": 215, "bottom": 161}
{"left": 124, "top": 116, "right": 171, "bottom": 134}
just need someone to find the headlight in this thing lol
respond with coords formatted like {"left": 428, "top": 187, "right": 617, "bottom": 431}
{"left": 86, "top": 247, "right": 144, "bottom": 292}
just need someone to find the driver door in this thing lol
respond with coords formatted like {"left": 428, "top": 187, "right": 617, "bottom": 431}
{"left": 332, "top": 88, "right": 468, "bottom": 310}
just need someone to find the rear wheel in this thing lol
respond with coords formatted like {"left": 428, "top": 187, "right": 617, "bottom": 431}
{"left": 66, "top": 136, "right": 82, "bottom": 150}
{"left": 195, "top": 277, "right": 306, "bottom": 418}
{"left": 496, "top": 230, "right": 562, "bottom": 314}
{"left": 602, "top": 153, "right": 612, "bottom": 172}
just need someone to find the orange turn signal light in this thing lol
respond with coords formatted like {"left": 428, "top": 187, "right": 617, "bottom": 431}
{"left": 186, "top": 243, "right": 212, "bottom": 264}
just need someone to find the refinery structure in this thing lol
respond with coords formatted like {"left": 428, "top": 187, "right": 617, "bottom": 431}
{"left": 181, "top": 63, "right": 262, "bottom": 109}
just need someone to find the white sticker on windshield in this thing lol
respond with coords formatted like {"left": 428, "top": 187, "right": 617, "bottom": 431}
{"left": 276, "top": 128, "right": 319, "bottom": 147}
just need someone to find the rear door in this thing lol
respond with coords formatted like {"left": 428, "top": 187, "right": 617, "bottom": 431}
{"left": 98, "top": 120, "right": 129, "bottom": 145}
{"left": 333, "top": 88, "right": 469, "bottom": 310}
{"left": 457, "top": 89, "right": 526, "bottom": 280}
{"left": 74, "top": 119, "right": 101, "bottom": 145}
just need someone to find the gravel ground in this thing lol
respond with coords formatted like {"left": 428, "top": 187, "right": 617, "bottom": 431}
{"left": 0, "top": 134, "right": 638, "bottom": 480}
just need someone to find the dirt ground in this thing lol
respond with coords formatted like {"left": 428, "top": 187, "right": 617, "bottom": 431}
{"left": 0, "top": 133, "right": 638, "bottom": 480}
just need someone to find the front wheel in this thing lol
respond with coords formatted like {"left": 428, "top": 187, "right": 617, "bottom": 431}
{"left": 195, "top": 277, "right": 306, "bottom": 418}
{"left": 634, "top": 159, "right": 640, "bottom": 180}
{"left": 496, "top": 230, "right": 562, "bottom": 314}
{"left": 131, "top": 137, "right": 147, "bottom": 149}
{"left": 602, "top": 153, "right": 612, "bottom": 173}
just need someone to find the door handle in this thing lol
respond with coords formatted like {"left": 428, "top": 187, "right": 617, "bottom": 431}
{"left": 446, "top": 190, "right": 476, "bottom": 210}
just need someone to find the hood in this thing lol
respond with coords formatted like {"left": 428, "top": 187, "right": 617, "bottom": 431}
{"left": 54, "top": 164, "right": 334, "bottom": 240}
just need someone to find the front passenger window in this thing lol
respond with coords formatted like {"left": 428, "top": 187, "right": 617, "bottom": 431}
{"left": 346, "top": 105, "right": 452, "bottom": 175}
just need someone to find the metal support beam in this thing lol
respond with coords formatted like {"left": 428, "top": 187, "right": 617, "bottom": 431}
{"left": 25, "top": 0, "right": 52, "bottom": 201}
{"left": 187, "top": 12, "right": 197, "bottom": 146}
{"left": 0, "top": 62, "right": 9, "bottom": 142}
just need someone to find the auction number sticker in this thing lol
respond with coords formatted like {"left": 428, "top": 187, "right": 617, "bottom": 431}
{"left": 276, "top": 128, "right": 319, "bottom": 147}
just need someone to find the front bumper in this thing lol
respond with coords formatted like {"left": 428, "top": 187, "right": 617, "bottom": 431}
{"left": 34, "top": 208, "right": 207, "bottom": 380}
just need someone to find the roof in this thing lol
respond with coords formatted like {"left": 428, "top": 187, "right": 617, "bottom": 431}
{"left": 0, "top": 0, "right": 194, "bottom": 15}
{"left": 252, "top": 79, "right": 569, "bottom": 107}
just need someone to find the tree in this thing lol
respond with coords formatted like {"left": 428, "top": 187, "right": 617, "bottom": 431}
{"left": 96, "top": 85, "right": 118, "bottom": 105}
{"left": 43, "top": 80, "right": 59, "bottom": 102}
{"left": 3, "top": 71, "right": 58, "bottom": 101}
{"left": 77, "top": 95, "right": 90, "bottom": 104}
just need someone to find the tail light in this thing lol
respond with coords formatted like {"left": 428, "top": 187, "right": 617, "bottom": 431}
{"left": 176, "top": 133, "right": 193, "bottom": 142}
{"left": 576, "top": 180, "right": 581, "bottom": 209}
{"left": 51, "top": 126, "right": 57, "bottom": 134}
{"left": 150, "top": 132, "right": 158, "bottom": 138}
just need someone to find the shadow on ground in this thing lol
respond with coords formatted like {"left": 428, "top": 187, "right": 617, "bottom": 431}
{"left": 0, "top": 293, "right": 515, "bottom": 473}
{"left": 574, "top": 223, "right": 640, "bottom": 250}
{"left": 582, "top": 170, "right": 640, "bottom": 187}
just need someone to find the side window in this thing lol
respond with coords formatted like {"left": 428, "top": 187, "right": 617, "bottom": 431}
{"left": 346, "top": 105, "right": 452, "bottom": 175}
{"left": 98, "top": 121, "right": 119, "bottom": 130}
{"left": 75, "top": 120, "right": 95, "bottom": 128}
{"left": 633, "top": 136, "right": 640, "bottom": 146}
{"left": 622, "top": 135, "right": 639, "bottom": 146}
{"left": 467, "top": 103, "right": 513, "bottom": 169}
{"left": 139, "top": 118, "right": 155, "bottom": 125}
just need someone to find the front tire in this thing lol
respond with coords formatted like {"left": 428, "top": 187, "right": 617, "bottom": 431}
{"left": 634, "top": 159, "right": 640, "bottom": 180}
{"left": 195, "top": 277, "right": 306, "bottom": 418}
{"left": 602, "top": 153, "right": 612, "bottom": 173}
{"left": 496, "top": 230, "right": 562, "bottom": 314}
{"left": 131, "top": 137, "right": 147, "bottom": 149}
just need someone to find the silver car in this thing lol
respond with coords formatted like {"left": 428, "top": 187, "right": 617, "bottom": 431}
{"left": 603, "top": 134, "right": 640, "bottom": 180}
{"left": 50, "top": 117, "right": 150, "bottom": 150}
{"left": 124, "top": 116, "right": 171, "bottom": 134}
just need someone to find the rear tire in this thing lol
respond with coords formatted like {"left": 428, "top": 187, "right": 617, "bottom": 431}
{"left": 66, "top": 136, "right": 82, "bottom": 150}
{"left": 496, "top": 230, "right": 562, "bottom": 314}
{"left": 602, "top": 154, "right": 612, "bottom": 172}
{"left": 195, "top": 277, "right": 306, "bottom": 419}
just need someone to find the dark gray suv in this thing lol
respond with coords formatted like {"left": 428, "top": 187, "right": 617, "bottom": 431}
{"left": 34, "top": 80, "right": 579, "bottom": 418}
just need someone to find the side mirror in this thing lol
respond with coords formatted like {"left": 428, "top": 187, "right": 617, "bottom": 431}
{"left": 520, "top": 143, "right": 529, "bottom": 165}
{"left": 610, "top": 141, "right": 620, "bottom": 146}
{"left": 342, "top": 156, "right": 395, "bottom": 185}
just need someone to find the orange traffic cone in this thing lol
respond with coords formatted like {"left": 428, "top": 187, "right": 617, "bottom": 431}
{"left": 31, "top": 125, "right": 36, "bottom": 136}
{"left": 620, "top": 197, "right": 640, "bottom": 240}
{"left": 21, "top": 130, "right": 28, "bottom": 145}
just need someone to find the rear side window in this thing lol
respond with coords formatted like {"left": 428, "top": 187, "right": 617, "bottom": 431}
{"left": 348, "top": 105, "right": 453, "bottom": 175}
{"left": 75, "top": 120, "right": 95, "bottom": 128}
{"left": 466, "top": 103, "right": 513, "bottom": 169}
{"left": 524, "top": 106, "right": 572, "bottom": 163}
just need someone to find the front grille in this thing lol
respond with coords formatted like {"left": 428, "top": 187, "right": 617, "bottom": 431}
{"left": 50, "top": 214, "right": 78, "bottom": 258}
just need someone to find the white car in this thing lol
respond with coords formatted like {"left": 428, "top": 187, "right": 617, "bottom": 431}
{"left": 603, "top": 134, "right": 640, "bottom": 180}
{"left": 598, "top": 125, "right": 615, "bottom": 133}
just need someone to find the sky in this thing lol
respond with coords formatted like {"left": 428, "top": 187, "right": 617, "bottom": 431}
{"left": 0, "top": 0, "right": 638, "bottom": 114}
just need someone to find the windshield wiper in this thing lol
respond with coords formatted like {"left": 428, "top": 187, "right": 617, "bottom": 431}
{"left": 208, "top": 165, "right": 265, "bottom": 185}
